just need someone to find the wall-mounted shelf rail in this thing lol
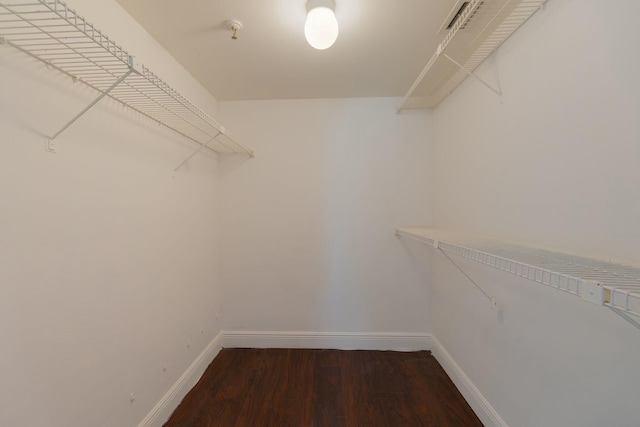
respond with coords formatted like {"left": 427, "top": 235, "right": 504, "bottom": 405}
{"left": 0, "top": 0, "right": 254, "bottom": 157}
{"left": 398, "top": 0, "right": 545, "bottom": 111}
{"left": 396, "top": 227, "right": 640, "bottom": 320}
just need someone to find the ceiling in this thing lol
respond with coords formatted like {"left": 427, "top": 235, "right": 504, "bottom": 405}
{"left": 114, "top": 0, "right": 460, "bottom": 101}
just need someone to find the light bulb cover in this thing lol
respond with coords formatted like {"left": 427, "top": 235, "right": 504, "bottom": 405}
{"left": 304, "top": 0, "right": 339, "bottom": 50}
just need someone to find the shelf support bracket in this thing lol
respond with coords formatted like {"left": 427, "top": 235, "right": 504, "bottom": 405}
{"left": 46, "top": 68, "right": 134, "bottom": 152}
{"left": 607, "top": 306, "right": 640, "bottom": 331}
{"left": 173, "top": 132, "right": 221, "bottom": 172}
{"left": 442, "top": 53, "right": 502, "bottom": 97}
{"left": 438, "top": 248, "right": 497, "bottom": 309}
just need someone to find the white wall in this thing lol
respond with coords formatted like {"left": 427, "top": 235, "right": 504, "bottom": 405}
{"left": 0, "top": 1, "right": 225, "bottom": 426}
{"left": 5, "top": 0, "right": 638, "bottom": 425}
{"left": 219, "top": 98, "right": 433, "bottom": 334}
{"left": 433, "top": 0, "right": 640, "bottom": 266}
{"left": 430, "top": 0, "right": 640, "bottom": 426}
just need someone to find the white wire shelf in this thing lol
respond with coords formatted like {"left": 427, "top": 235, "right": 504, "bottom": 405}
{"left": 398, "top": 0, "right": 545, "bottom": 111}
{"left": 396, "top": 227, "right": 640, "bottom": 319}
{"left": 0, "top": 0, "right": 254, "bottom": 157}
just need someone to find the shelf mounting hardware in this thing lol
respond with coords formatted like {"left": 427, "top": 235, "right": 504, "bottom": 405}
{"left": 0, "top": 0, "right": 254, "bottom": 158}
{"left": 173, "top": 132, "right": 220, "bottom": 172}
{"left": 396, "top": 227, "right": 640, "bottom": 330}
{"left": 608, "top": 306, "right": 640, "bottom": 331}
{"left": 395, "top": 228, "right": 496, "bottom": 309}
{"left": 442, "top": 53, "right": 502, "bottom": 97}
{"left": 46, "top": 67, "right": 136, "bottom": 151}
{"left": 397, "top": 0, "right": 544, "bottom": 111}
{"left": 439, "top": 247, "right": 498, "bottom": 309}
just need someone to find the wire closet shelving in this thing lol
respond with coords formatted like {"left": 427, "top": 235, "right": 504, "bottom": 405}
{"left": 398, "top": 0, "right": 546, "bottom": 111}
{"left": 0, "top": 0, "right": 254, "bottom": 157}
{"left": 396, "top": 227, "right": 640, "bottom": 322}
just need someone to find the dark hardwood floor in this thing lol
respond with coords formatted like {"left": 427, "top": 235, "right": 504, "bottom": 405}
{"left": 164, "top": 348, "right": 483, "bottom": 427}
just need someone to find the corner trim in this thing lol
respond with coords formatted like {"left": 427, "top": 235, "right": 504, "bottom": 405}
{"left": 137, "top": 332, "right": 223, "bottom": 427}
{"left": 430, "top": 335, "right": 508, "bottom": 427}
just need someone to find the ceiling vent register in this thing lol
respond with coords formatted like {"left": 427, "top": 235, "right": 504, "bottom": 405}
{"left": 399, "top": 0, "right": 546, "bottom": 111}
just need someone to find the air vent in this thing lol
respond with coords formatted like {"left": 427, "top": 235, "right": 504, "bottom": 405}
{"left": 438, "top": 0, "right": 486, "bottom": 33}
{"left": 460, "top": 1, "right": 484, "bottom": 29}
{"left": 446, "top": 2, "right": 470, "bottom": 29}
{"left": 399, "top": 0, "right": 546, "bottom": 111}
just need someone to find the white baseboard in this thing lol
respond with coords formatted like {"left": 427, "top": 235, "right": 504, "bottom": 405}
{"left": 137, "top": 333, "right": 223, "bottom": 427}
{"left": 138, "top": 331, "right": 505, "bottom": 427}
{"left": 429, "top": 335, "right": 508, "bottom": 427}
{"left": 221, "top": 330, "right": 430, "bottom": 351}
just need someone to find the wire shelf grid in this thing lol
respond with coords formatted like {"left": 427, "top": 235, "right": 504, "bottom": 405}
{"left": 0, "top": 0, "right": 253, "bottom": 156}
{"left": 396, "top": 228, "right": 640, "bottom": 318}
{"left": 398, "top": 0, "right": 546, "bottom": 110}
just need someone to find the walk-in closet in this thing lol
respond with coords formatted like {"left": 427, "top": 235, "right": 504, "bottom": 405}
{"left": 1, "top": 0, "right": 638, "bottom": 426}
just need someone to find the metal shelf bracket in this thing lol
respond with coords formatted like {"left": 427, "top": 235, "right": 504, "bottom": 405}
{"left": 45, "top": 66, "right": 135, "bottom": 152}
{"left": 396, "top": 227, "right": 640, "bottom": 330}
{"left": 438, "top": 246, "right": 498, "bottom": 310}
{"left": 173, "top": 132, "right": 220, "bottom": 172}
{"left": 397, "top": 0, "right": 544, "bottom": 111}
{"left": 442, "top": 53, "right": 502, "bottom": 97}
{"left": 1, "top": 0, "right": 254, "bottom": 158}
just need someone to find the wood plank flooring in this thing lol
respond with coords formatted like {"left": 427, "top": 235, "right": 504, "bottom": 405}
{"left": 164, "top": 348, "right": 483, "bottom": 427}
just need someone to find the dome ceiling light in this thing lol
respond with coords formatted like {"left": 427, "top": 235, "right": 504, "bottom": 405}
{"left": 304, "top": 0, "right": 339, "bottom": 50}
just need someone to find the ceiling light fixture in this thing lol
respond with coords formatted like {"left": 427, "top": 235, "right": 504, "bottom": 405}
{"left": 304, "top": 0, "right": 339, "bottom": 50}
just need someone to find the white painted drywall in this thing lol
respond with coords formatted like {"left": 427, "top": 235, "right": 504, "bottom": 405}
{"left": 0, "top": 1, "right": 225, "bottom": 426}
{"left": 430, "top": 0, "right": 640, "bottom": 426}
{"left": 219, "top": 98, "right": 433, "bottom": 334}
{"left": 433, "top": 0, "right": 640, "bottom": 266}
